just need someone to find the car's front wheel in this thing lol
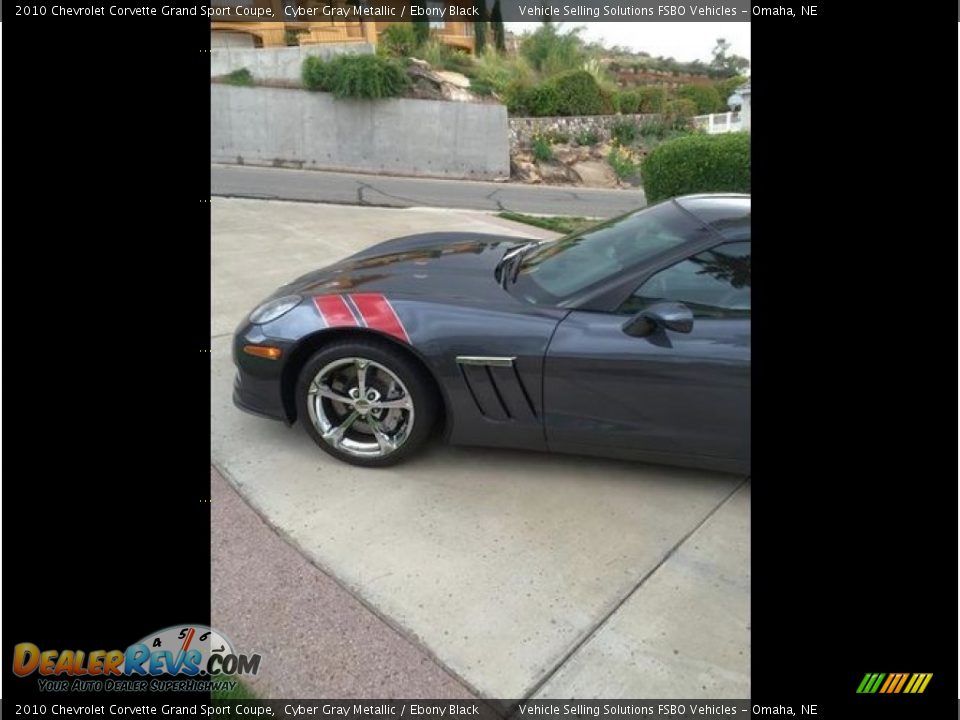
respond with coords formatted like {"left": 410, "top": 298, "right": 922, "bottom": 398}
{"left": 295, "top": 338, "right": 439, "bottom": 467}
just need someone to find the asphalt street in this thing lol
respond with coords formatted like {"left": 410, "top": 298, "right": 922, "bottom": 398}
{"left": 211, "top": 164, "right": 647, "bottom": 217}
{"left": 210, "top": 198, "right": 750, "bottom": 699}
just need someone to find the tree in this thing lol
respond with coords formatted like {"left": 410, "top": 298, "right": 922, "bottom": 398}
{"left": 473, "top": 0, "right": 504, "bottom": 54}
{"left": 710, "top": 37, "right": 750, "bottom": 77}
{"left": 472, "top": 0, "right": 487, "bottom": 53}
{"left": 710, "top": 38, "right": 732, "bottom": 71}
{"left": 490, "top": 0, "right": 505, "bottom": 52}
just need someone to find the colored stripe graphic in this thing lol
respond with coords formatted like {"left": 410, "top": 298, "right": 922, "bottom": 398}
{"left": 314, "top": 295, "right": 359, "bottom": 327}
{"left": 904, "top": 673, "right": 932, "bottom": 694}
{"left": 858, "top": 672, "right": 931, "bottom": 694}
{"left": 350, "top": 293, "right": 411, "bottom": 343}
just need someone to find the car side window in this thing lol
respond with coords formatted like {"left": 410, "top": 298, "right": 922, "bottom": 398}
{"left": 620, "top": 241, "right": 751, "bottom": 318}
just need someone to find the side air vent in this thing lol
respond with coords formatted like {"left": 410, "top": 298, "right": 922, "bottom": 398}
{"left": 456, "top": 357, "right": 536, "bottom": 422}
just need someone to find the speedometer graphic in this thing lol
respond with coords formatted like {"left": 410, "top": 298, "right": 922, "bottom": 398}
{"left": 128, "top": 624, "right": 235, "bottom": 676}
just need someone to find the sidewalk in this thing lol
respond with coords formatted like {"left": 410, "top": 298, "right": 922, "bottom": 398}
{"left": 212, "top": 466, "right": 475, "bottom": 699}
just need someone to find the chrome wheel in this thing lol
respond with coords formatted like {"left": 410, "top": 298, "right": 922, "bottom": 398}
{"left": 305, "top": 357, "right": 415, "bottom": 459}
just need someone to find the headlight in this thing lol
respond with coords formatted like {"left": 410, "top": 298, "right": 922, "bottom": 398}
{"left": 249, "top": 295, "right": 301, "bottom": 325}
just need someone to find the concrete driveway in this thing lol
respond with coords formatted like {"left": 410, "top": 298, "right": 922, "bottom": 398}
{"left": 210, "top": 198, "right": 750, "bottom": 699}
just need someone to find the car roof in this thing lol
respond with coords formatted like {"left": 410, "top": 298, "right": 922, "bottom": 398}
{"left": 673, "top": 194, "right": 750, "bottom": 242}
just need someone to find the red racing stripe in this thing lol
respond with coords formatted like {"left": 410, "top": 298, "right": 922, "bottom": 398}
{"left": 350, "top": 293, "right": 411, "bottom": 344}
{"left": 313, "top": 295, "right": 359, "bottom": 327}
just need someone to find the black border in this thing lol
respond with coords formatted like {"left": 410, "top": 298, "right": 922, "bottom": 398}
{"left": 750, "top": 8, "right": 957, "bottom": 715}
{"left": 2, "top": 4, "right": 212, "bottom": 704}
{"left": 2, "top": 5, "right": 957, "bottom": 713}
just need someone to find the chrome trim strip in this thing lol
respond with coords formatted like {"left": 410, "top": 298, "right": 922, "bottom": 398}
{"left": 456, "top": 356, "right": 516, "bottom": 367}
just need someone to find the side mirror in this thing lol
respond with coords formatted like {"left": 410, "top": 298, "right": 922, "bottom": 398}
{"left": 622, "top": 302, "right": 694, "bottom": 337}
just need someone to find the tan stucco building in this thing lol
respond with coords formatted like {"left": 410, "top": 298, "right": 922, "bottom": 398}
{"left": 211, "top": 0, "right": 475, "bottom": 52}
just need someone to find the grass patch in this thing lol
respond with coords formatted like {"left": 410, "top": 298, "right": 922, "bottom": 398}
{"left": 498, "top": 212, "right": 595, "bottom": 235}
{"left": 211, "top": 674, "right": 257, "bottom": 701}
{"left": 530, "top": 135, "right": 553, "bottom": 162}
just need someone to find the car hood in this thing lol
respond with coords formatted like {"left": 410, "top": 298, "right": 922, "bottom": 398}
{"left": 275, "top": 232, "right": 534, "bottom": 303}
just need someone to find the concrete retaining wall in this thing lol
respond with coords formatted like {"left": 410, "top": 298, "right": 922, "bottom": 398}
{"left": 211, "top": 84, "right": 510, "bottom": 180}
{"left": 211, "top": 43, "right": 374, "bottom": 84}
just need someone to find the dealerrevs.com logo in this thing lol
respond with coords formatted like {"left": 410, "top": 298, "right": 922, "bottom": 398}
{"left": 13, "top": 625, "right": 261, "bottom": 693}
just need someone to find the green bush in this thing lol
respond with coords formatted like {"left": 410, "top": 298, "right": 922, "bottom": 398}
{"left": 607, "top": 147, "right": 638, "bottom": 180}
{"left": 610, "top": 119, "right": 639, "bottom": 146}
{"left": 469, "top": 78, "right": 495, "bottom": 96}
{"left": 471, "top": 47, "right": 535, "bottom": 96}
{"left": 303, "top": 54, "right": 409, "bottom": 99}
{"left": 641, "top": 133, "right": 750, "bottom": 202}
{"left": 520, "top": 24, "right": 586, "bottom": 75}
{"left": 379, "top": 23, "right": 420, "bottom": 57}
{"left": 637, "top": 86, "right": 667, "bottom": 113}
{"left": 302, "top": 56, "right": 332, "bottom": 91}
{"left": 615, "top": 90, "right": 641, "bottom": 114}
{"left": 418, "top": 39, "right": 473, "bottom": 73}
{"left": 715, "top": 75, "right": 748, "bottom": 104}
{"left": 575, "top": 128, "right": 599, "bottom": 146}
{"left": 512, "top": 82, "right": 561, "bottom": 116}
{"left": 664, "top": 98, "right": 698, "bottom": 125}
{"left": 677, "top": 84, "right": 724, "bottom": 114}
{"left": 550, "top": 70, "right": 605, "bottom": 116}
{"left": 224, "top": 68, "right": 254, "bottom": 87}
{"left": 531, "top": 135, "right": 553, "bottom": 162}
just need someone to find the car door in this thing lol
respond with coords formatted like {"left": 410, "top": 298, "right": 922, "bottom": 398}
{"left": 543, "top": 241, "right": 750, "bottom": 468}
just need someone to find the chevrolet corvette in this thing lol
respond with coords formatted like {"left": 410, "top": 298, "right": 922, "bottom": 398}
{"left": 232, "top": 194, "right": 750, "bottom": 472}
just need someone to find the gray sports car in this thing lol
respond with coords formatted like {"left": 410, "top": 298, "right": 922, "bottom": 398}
{"left": 232, "top": 194, "right": 750, "bottom": 472}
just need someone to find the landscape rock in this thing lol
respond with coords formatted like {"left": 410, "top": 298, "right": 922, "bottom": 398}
{"left": 406, "top": 64, "right": 479, "bottom": 103}
{"left": 511, "top": 156, "right": 541, "bottom": 184}
{"left": 570, "top": 160, "right": 619, "bottom": 189}
{"left": 551, "top": 143, "right": 592, "bottom": 165}
{"left": 537, "top": 161, "right": 581, "bottom": 185}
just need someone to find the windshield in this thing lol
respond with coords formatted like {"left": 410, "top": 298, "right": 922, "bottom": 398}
{"left": 510, "top": 200, "right": 706, "bottom": 305}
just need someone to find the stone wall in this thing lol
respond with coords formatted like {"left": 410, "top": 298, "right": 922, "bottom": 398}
{"left": 211, "top": 84, "right": 510, "bottom": 180}
{"left": 508, "top": 113, "right": 659, "bottom": 147}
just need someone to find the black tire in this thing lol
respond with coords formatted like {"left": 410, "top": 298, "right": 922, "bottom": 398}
{"left": 295, "top": 337, "right": 439, "bottom": 467}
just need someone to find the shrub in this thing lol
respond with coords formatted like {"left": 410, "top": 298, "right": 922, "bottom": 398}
{"left": 610, "top": 120, "right": 639, "bottom": 146}
{"left": 615, "top": 90, "right": 641, "bottom": 114}
{"left": 677, "top": 84, "right": 724, "bottom": 114}
{"left": 664, "top": 98, "right": 698, "bottom": 126}
{"left": 379, "top": 23, "right": 420, "bottom": 57}
{"left": 636, "top": 86, "right": 667, "bottom": 113}
{"left": 520, "top": 24, "right": 586, "bottom": 74}
{"left": 471, "top": 47, "right": 535, "bottom": 96}
{"left": 607, "top": 147, "right": 638, "bottom": 180}
{"left": 469, "top": 78, "right": 495, "bottom": 96}
{"left": 531, "top": 135, "right": 553, "bottom": 162}
{"left": 443, "top": 48, "right": 473, "bottom": 74}
{"left": 302, "top": 56, "right": 332, "bottom": 91}
{"left": 514, "top": 82, "right": 561, "bottom": 116}
{"left": 418, "top": 39, "right": 473, "bottom": 73}
{"left": 303, "top": 54, "right": 409, "bottom": 99}
{"left": 715, "top": 75, "right": 748, "bottom": 104}
{"left": 641, "top": 133, "right": 750, "bottom": 202}
{"left": 224, "top": 68, "right": 254, "bottom": 87}
{"left": 575, "top": 128, "right": 599, "bottom": 146}
{"left": 550, "top": 70, "right": 605, "bottom": 116}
